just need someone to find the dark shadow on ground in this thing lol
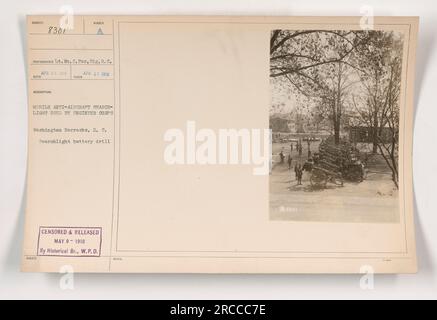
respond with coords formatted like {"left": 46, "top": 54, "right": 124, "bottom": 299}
{"left": 287, "top": 183, "right": 343, "bottom": 193}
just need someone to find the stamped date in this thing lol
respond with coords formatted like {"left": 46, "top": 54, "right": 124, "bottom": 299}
{"left": 37, "top": 226, "right": 102, "bottom": 257}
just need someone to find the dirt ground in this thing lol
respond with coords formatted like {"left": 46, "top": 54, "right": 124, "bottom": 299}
{"left": 270, "top": 141, "right": 399, "bottom": 223}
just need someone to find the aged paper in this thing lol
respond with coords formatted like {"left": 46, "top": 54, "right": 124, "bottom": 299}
{"left": 22, "top": 16, "right": 418, "bottom": 273}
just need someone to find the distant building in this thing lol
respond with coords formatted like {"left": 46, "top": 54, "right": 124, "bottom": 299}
{"left": 347, "top": 126, "right": 394, "bottom": 143}
{"left": 269, "top": 117, "right": 290, "bottom": 133}
{"left": 294, "top": 112, "right": 305, "bottom": 133}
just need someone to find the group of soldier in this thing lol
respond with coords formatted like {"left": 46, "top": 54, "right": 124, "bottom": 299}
{"left": 278, "top": 140, "right": 312, "bottom": 186}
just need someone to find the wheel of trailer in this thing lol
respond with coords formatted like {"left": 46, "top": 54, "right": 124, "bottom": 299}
{"left": 332, "top": 176, "right": 344, "bottom": 186}
{"left": 344, "top": 166, "right": 363, "bottom": 182}
{"left": 310, "top": 169, "right": 327, "bottom": 187}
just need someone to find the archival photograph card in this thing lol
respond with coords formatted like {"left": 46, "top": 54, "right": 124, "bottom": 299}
{"left": 22, "top": 16, "right": 418, "bottom": 273}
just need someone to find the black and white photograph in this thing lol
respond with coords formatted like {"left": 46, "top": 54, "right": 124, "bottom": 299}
{"left": 270, "top": 29, "right": 404, "bottom": 222}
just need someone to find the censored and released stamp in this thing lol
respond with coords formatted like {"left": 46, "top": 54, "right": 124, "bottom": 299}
{"left": 37, "top": 226, "right": 102, "bottom": 257}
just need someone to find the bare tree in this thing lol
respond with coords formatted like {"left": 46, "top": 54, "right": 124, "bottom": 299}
{"left": 351, "top": 31, "right": 403, "bottom": 187}
{"left": 270, "top": 30, "right": 368, "bottom": 144}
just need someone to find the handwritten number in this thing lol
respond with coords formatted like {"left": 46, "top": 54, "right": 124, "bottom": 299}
{"left": 48, "top": 26, "right": 66, "bottom": 34}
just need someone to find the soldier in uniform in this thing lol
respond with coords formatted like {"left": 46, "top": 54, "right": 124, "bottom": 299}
{"left": 287, "top": 153, "right": 292, "bottom": 170}
{"left": 279, "top": 149, "right": 285, "bottom": 164}
{"left": 294, "top": 162, "right": 303, "bottom": 185}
